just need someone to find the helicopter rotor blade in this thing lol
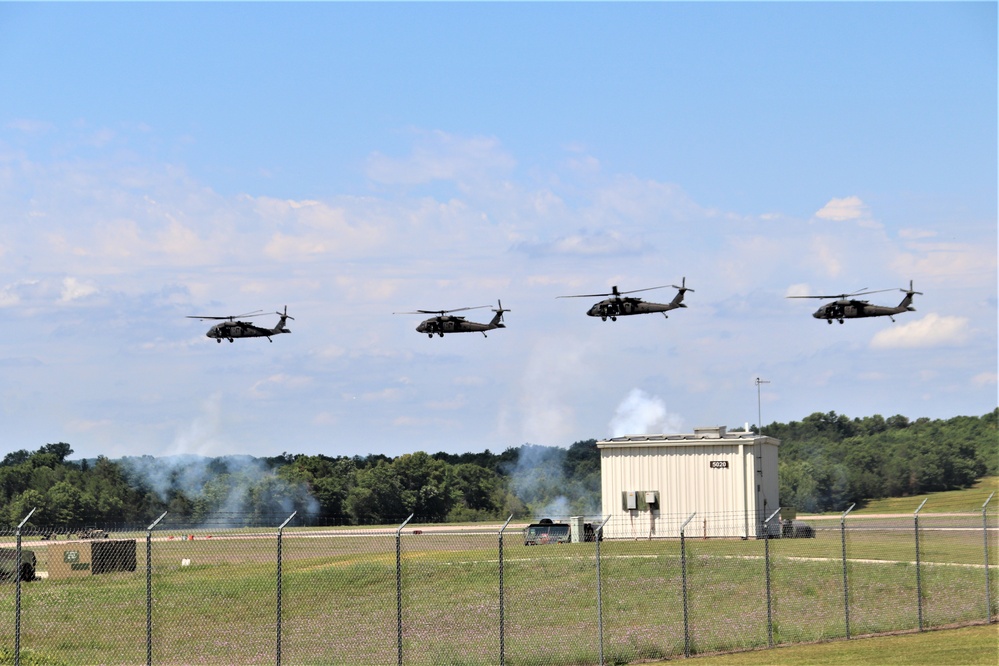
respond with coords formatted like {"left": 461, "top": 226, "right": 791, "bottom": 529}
{"left": 557, "top": 284, "right": 670, "bottom": 299}
{"left": 786, "top": 287, "right": 896, "bottom": 300}
{"left": 614, "top": 285, "right": 671, "bottom": 296}
{"left": 186, "top": 310, "right": 266, "bottom": 321}
{"left": 394, "top": 306, "right": 490, "bottom": 315}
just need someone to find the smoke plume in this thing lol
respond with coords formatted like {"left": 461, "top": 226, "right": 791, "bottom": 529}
{"left": 609, "top": 389, "right": 684, "bottom": 437}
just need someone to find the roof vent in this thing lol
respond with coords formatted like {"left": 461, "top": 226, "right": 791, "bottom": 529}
{"left": 693, "top": 426, "right": 726, "bottom": 438}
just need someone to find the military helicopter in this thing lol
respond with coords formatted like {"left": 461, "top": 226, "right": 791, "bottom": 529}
{"left": 187, "top": 306, "right": 293, "bottom": 342}
{"left": 787, "top": 281, "right": 922, "bottom": 324}
{"left": 395, "top": 300, "right": 509, "bottom": 338}
{"left": 557, "top": 279, "right": 693, "bottom": 321}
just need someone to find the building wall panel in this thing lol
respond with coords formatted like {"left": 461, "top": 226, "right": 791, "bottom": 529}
{"left": 599, "top": 431, "right": 780, "bottom": 539}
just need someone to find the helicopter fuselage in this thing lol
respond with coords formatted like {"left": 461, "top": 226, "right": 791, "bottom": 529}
{"left": 205, "top": 314, "right": 292, "bottom": 343}
{"left": 206, "top": 321, "right": 292, "bottom": 342}
{"left": 587, "top": 298, "right": 684, "bottom": 321}
{"left": 812, "top": 300, "right": 916, "bottom": 324}
{"left": 416, "top": 315, "right": 505, "bottom": 338}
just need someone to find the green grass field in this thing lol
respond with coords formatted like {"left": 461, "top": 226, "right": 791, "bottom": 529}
{"left": 1, "top": 520, "right": 995, "bottom": 665}
{"left": 3, "top": 480, "right": 997, "bottom": 665}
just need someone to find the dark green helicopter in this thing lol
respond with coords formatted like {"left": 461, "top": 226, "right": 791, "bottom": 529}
{"left": 558, "top": 279, "right": 693, "bottom": 321}
{"left": 395, "top": 301, "right": 509, "bottom": 338}
{"left": 187, "top": 306, "right": 293, "bottom": 342}
{"left": 787, "top": 281, "right": 922, "bottom": 324}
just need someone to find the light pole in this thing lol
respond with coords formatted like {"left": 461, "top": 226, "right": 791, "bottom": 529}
{"left": 756, "top": 377, "right": 770, "bottom": 435}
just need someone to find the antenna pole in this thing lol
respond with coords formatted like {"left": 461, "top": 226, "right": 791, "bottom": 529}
{"left": 756, "top": 378, "right": 770, "bottom": 435}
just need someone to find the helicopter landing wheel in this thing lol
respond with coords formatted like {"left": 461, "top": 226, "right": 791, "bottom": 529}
{"left": 827, "top": 320, "right": 833, "bottom": 325}
{"left": 611, "top": 316, "right": 617, "bottom": 321}
{"left": 217, "top": 339, "right": 222, "bottom": 343}
{"left": 838, "top": 320, "right": 844, "bottom": 325}
{"left": 428, "top": 333, "right": 433, "bottom": 338}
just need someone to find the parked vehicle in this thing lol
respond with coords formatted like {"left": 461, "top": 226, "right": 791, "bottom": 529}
{"left": 781, "top": 519, "right": 816, "bottom": 538}
{"left": 523, "top": 518, "right": 602, "bottom": 545}
{"left": 0, "top": 548, "right": 36, "bottom": 582}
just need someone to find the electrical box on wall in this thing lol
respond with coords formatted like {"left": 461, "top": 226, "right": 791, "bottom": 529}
{"left": 622, "top": 490, "right": 659, "bottom": 511}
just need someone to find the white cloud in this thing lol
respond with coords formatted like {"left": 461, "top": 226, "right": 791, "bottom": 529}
{"left": 365, "top": 131, "right": 515, "bottom": 185}
{"left": 814, "top": 196, "right": 869, "bottom": 222}
{"left": 67, "top": 418, "right": 113, "bottom": 433}
{"left": 898, "top": 228, "right": 937, "bottom": 240}
{"left": 784, "top": 283, "right": 813, "bottom": 298}
{"left": 972, "top": 372, "right": 997, "bottom": 387}
{"left": 7, "top": 118, "right": 54, "bottom": 134}
{"left": 869, "top": 313, "right": 972, "bottom": 349}
{"left": 257, "top": 197, "right": 386, "bottom": 261}
{"left": 810, "top": 235, "right": 843, "bottom": 277}
{"left": 516, "top": 229, "right": 641, "bottom": 257}
{"left": 0, "top": 279, "right": 40, "bottom": 307}
{"left": 890, "top": 242, "right": 997, "bottom": 285}
{"left": 249, "top": 373, "right": 313, "bottom": 398}
{"left": 59, "top": 277, "right": 98, "bottom": 302}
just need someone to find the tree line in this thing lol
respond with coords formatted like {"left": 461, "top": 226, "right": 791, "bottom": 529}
{"left": 1, "top": 409, "right": 995, "bottom": 527}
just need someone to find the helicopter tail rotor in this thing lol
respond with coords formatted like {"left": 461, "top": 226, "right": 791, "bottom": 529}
{"left": 669, "top": 277, "right": 693, "bottom": 307}
{"left": 899, "top": 280, "right": 922, "bottom": 311}
{"left": 274, "top": 306, "right": 293, "bottom": 333}
{"left": 489, "top": 300, "right": 510, "bottom": 327}
{"left": 901, "top": 280, "right": 923, "bottom": 296}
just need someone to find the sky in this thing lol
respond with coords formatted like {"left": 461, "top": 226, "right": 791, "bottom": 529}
{"left": 0, "top": 2, "right": 995, "bottom": 462}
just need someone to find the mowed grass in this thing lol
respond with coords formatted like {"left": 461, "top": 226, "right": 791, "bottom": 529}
{"left": 1, "top": 524, "right": 996, "bottom": 665}
{"left": 669, "top": 623, "right": 998, "bottom": 665}
{"left": 841, "top": 476, "right": 999, "bottom": 515}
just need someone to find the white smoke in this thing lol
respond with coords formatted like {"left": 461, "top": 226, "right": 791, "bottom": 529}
{"left": 168, "top": 392, "right": 226, "bottom": 457}
{"left": 609, "top": 389, "right": 684, "bottom": 437}
{"left": 118, "top": 393, "right": 319, "bottom": 526}
{"left": 505, "top": 444, "right": 601, "bottom": 520}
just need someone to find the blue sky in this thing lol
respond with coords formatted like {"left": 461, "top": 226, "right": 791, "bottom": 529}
{"left": 1, "top": 2, "right": 995, "bottom": 461}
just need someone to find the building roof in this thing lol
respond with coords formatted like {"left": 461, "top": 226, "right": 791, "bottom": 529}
{"left": 597, "top": 425, "right": 779, "bottom": 448}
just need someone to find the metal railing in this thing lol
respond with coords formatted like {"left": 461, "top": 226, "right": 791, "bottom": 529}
{"left": 1, "top": 506, "right": 995, "bottom": 665}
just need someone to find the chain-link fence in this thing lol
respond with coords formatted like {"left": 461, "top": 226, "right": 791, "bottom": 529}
{"left": 1, "top": 504, "right": 995, "bottom": 665}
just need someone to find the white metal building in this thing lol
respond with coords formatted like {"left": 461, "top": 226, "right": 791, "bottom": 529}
{"left": 597, "top": 426, "right": 780, "bottom": 539}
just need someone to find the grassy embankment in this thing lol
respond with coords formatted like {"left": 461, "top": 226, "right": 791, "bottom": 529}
{"left": 674, "top": 623, "right": 997, "bottom": 665}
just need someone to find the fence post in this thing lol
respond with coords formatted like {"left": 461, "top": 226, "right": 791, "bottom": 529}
{"left": 145, "top": 511, "right": 167, "bottom": 666}
{"left": 840, "top": 503, "right": 855, "bottom": 639}
{"left": 680, "top": 512, "right": 696, "bottom": 658}
{"left": 14, "top": 508, "right": 35, "bottom": 666}
{"left": 594, "top": 515, "right": 610, "bottom": 666}
{"left": 497, "top": 514, "right": 513, "bottom": 666}
{"left": 914, "top": 498, "right": 927, "bottom": 631}
{"left": 276, "top": 511, "right": 296, "bottom": 666}
{"left": 983, "top": 492, "right": 994, "bottom": 624}
{"left": 395, "top": 514, "right": 414, "bottom": 666}
{"left": 763, "top": 507, "right": 781, "bottom": 648}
